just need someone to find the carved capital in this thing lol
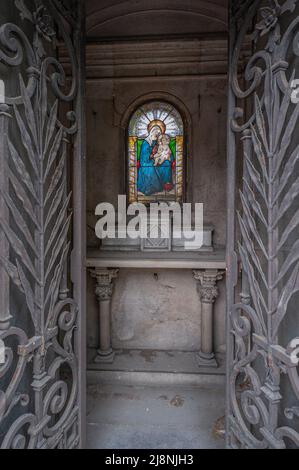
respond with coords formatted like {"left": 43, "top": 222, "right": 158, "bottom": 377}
{"left": 193, "top": 269, "right": 224, "bottom": 304}
{"left": 95, "top": 284, "right": 113, "bottom": 301}
{"left": 89, "top": 268, "right": 119, "bottom": 301}
{"left": 199, "top": 285, "right": 219, "bottom": 304}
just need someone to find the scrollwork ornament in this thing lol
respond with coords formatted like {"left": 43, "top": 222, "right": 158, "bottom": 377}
{"left": 228, "top": 0, "right": 299, "bottom": 449}
{"left": 34, "top": 5, "right": 56, "bottom": 42}
{"left": 1, "top": 413, "right": 38, "bottom": 449}
{"left": 0, "top": 0, "right": 81, "bottom": 449}
{"left": 230, "top": 0, "right": 299, "bottom": 131}
{"left": 15, "top": 0, "right": 56, "bottom": 59}
{"left": 0, "top": 0, "right": 78, "bottom": 117}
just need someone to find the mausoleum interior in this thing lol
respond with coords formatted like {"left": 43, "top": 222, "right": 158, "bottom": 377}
{"left": 84, "top": 0, "right": 229, "bottom": 449}
{"left": 2, "top": 0, "right": 299, "bottom": 450}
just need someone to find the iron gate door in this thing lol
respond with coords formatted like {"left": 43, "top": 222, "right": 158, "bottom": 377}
{"left": 0, "top": 0, "right": 86, "bottom": 449}
{"left": 226, "top": 0, "right": 299, "bottom": 449}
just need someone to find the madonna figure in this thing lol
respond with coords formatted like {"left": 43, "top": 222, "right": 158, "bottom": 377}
{"left": 137, "top": 120, "right": 175, "bottom": 197}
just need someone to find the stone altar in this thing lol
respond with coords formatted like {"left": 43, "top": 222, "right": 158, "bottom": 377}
{"left": 87, "top": 249, "right": 225, "bottom": 367}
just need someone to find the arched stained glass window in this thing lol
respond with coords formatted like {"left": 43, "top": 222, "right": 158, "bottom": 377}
{"left": 128, "top": 101, "right": 184, "bottom": 204}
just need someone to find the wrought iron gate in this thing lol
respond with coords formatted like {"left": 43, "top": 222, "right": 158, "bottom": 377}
{"left": 0, "top": 0, "right": 86, "bottom": 449}
{"left": 227, "top": 0, "right": 299, "bottom": 449}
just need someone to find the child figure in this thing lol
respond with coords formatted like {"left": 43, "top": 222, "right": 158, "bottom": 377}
{"left": 152, "top": 134, "right": 172, "bottom": 166}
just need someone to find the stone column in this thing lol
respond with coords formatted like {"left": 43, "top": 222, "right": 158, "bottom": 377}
{"left": 90, "top": 268, "right": 119, "bottom": 363}
{"left": 193, "top": 269, "right": 224, "bottom": 367}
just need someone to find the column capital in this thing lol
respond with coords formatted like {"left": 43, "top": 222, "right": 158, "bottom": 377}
{"left": 89, "top": 268, "right": 119, "bottom": 301}
{"left": 193, "top": 269, "right": 225, "bottom": 304}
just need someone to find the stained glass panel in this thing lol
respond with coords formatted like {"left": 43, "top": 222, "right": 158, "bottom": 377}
{"left": 128, "top": 101, "right": 184, "bottom": 203}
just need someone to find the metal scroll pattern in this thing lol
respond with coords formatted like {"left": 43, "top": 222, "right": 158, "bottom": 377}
{"left": 228, "top": 0, "right": 299, "bottom": 448}
{"left": 0, "top": 0, "right": 80, "bottom": 449}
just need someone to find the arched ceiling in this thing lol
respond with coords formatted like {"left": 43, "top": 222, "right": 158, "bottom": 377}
{"left": 86, "top": 0, "right": 228, "bottom": 40}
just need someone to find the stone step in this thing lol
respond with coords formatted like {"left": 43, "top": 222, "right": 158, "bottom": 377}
{"left": 87, "top": 369, "right": 225, "bottom": 389}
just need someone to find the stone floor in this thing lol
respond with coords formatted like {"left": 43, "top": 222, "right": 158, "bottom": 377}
{"left": 86, "top": 382, "right": 226, "bottom": 449}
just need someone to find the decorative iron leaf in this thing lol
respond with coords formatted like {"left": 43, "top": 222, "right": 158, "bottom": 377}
{"left": 13, "top": 104, "right": 39, "bottom": 176}
{"left": 274, "top": 175, "right": 299, "bottom": 226}
{"left": 44, "top": 100, "right": 58, "bottom": 154}
{"left": 255, "top": 94, "right": 269, "bottom": 153}
{"left": 274, "top": 73, "right": 294, "bottom": 150}
{"left": 45, "top": 214, "right": 72, "bottom": 283}
{"left": 44, "top": 176, "right": 65, "bottom": 229}
{"left": 239, "top": 243, "right": 267, "bottom": 334}
{"left": 264, "top": 68, "right": 274, "bottom": 142}
{"left": 281, "top": 0, "right": 297, "bottom": 14}
{"left": 273, "top": 144, "right": 299, "bottom": 204}
{"left": 16, "top": 260, "right": 37, "bottom": 329}
{"left": 19, "top": 75, "right": 38, "bottom": 151}
{"left": 44, "top": 152, "right": 65, "bottom": 205}
{"left": 275, "top": 239, "right": 299, "bottom": 286}
{"left": 245, "top": 153, "right": 267, "bottom": 202}
{"left": 273, "top": 263, "right": 299, "bottom": 337}
{"left": 272, "top": 79, "right": 280, "bottom": 146}
{"left": 15, "top": 0, "right": 33, "bottom": 22}
{"left": 251, "top": 124, "right": 268, "bottom": 181}
{"left": 8, "top": 168, "right": 40, "bottom": 229}
{"left": 1, "top": 190, "right": 38, "bottom": 256}
{"left": 40, "top": 71, "right": 48, "bottom": 136}
{"left": 45, "top": 241, "right": 70, "bottom": 329}
{"left": 240, "top": 190, "right": 268, "bottom": 259}
{"left": 243, "top": 179, "right": 268, "bottom": 227}
{"left": 8, "top": 140, "right": 38, "bottom": 202}
{"left": 238, "top": 212, "right": 268, "bottom": 289}
{"left": 0, "top": 255, "right": 23, "bottom": 293}
{"left": 278, "top": 207, "right": 299, "bottom": 250}
{"left": 45, "top": 192, "right": 71, "bottom": 257}
{"left": 275, "top": 102, "right": 299, "bottom": 174}
{"left": 0, "top": 217, "right": 37, "bottom": 282}
{"left": 44, "top": 126, "right": 63, "bottom": 181}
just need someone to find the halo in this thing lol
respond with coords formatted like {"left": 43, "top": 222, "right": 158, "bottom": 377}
{"left": 147, "top": 119, "right": 166, "bottom": 134}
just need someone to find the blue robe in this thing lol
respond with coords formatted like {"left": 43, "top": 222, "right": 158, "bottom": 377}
{"left": 137, "top": 140, "right": 174, "bottom": 196}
